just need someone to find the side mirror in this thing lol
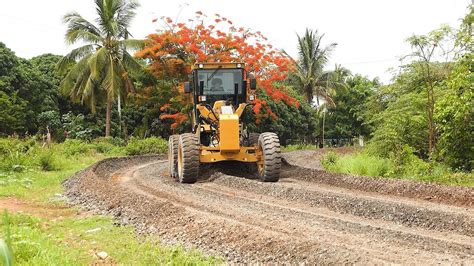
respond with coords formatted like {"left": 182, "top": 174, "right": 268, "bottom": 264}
{"left": 250, "top": 78, "right": 257, "bottom": 90}
{"left": 184, "top": 82, "right": 191, "bottom": 93}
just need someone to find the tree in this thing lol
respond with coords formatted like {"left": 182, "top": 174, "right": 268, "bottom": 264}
{"left": 57, "top": 0, "right": 144, "bottom": 137}
{"left": 288, "top": 29, "right": 337, "bottom": 107}
{"left": 434, "top": 54, "right": 473, "bottom": 171}
{"left": 136, "top": 12, "right": 300, "bottom": 131}
{"left": 0, "top": 43, "right": 63, "bottom": 135}
{"left": 405, "top": 25, "right": 454, "bottom": 157}
{"left": 325, "top": 74, "right": 379, "bottom": 140}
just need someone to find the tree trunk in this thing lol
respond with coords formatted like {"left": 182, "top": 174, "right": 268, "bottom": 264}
{"left": 322, "top": 111, "right": 326, "bottom": 146}
{"left": 105, "top": 98, "right": 111, "bottom": 137}
{"left": 306, "top": 85, "right": 314, "bottom": 106}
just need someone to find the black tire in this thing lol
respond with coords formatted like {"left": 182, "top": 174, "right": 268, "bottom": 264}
{"left": 168, "top": 135, "right": 179, "bottom": 179}
{"left": 177, "top": 133, "right": 200, "bottom": 183}
{"left": 257, "top": 132, "right": 281, "bottom": 182}
{"left": 247, "top": 133, "right": 260, "bottom": 146}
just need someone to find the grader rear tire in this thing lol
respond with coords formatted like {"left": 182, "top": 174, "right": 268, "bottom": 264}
{"left": 257, "top": 132, "right": 281, "bottom": 182}
{"left": 177, "top": 133, "right": 200, "bottom": 183}
{"left": 168, "top": 135, "right": 179, "bottom": 179}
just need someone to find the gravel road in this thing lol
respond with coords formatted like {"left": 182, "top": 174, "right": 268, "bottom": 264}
{"left": 64, "top": 153, "right": 474, "bottom": 264}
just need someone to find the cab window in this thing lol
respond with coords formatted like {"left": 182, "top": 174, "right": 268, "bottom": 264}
{"left": 197, "top": 69, "right": 243, "bottom": 95}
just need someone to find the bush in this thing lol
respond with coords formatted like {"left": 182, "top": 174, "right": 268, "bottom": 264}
{"left": 90, "top": 137, "right": 125, "bottom": 154}
{"left": 58, "top": 139, "right": 92, "bottom": 156}
{"left": 125, "top": 137, "right": 167, "bottom": 155}
{"left": 321, "top": 152, "right": 339, "bottom": 167}
{"left": 36, "top": 151, "right": 60, "bottom": 171}
{"left": 0, "top": 138, "right": 38, "bottom": 172}
{"left": 323, "top": 152, "right": 394, "bottom": 177}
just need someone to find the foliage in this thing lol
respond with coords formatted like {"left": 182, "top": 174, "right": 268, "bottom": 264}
{"left": 322, "top": 148, "right": 474, "bottom": 186}
{"left": 242, "top": 86, "right": 318, "bottom": 145}
{"left": 434, "top": 55, "right": 473, "bottom": 170}
{"left": 125, "top": 137, "right": 168, "bottom": 155}
{"left": 366, "top": 63, "right": 449, "bottom": 158}
{"left": 283, "top": 143, "right": 318, "bottom": 152}
{"left": 136, "top": 12, "right": 299, "bottom": 129}
{"left": 0, "top": 211, "right": 13, "bottom": 266}
{"left": 405, "top": 25, "right": 454, "bottom": 156}
{"left": 0, "top": 43, "right": 63, "bottom": 135}
{"left": 57, "top": 0, "right": 145, "bottom": 137}
{"left": 323, "top": 151, "right": 393, "bottom": 177}
{"left": 325, "top": 74, "right": 379, "bottom": 139}
{"left": 287, "top": 28, "right": 337, "bottom": 106}
{"left": 37, "top": 150, "right": 61, "bottom": 171}
{"left": 321, "top": 151, "right": 339, "bottom": 166}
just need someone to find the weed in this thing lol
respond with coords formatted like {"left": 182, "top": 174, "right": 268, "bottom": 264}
{"left": 37, "top": 151, "right": 60, "bottom": 171}
{"left": 283, "top": 143, "right": 319, "bottom": 152}
{"left": 0, "top": 211, "right": 13, "bottom": 266}
{"left": 125, "top": 137, "right": 167, "bottom": 155}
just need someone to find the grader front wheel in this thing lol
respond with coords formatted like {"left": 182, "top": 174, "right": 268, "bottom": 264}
{"left": 256, "top": 132, "right": 281, "bottom": 182}
{"left": 177, "top": 133, "right": 200, "bottom": 183}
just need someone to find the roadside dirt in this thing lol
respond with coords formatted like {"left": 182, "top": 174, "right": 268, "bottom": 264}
{"left": 0, "top": 198, "right": 80, "bottom": 219}
{"left": 63, "top": 151, "right": 474, "bottom": 264}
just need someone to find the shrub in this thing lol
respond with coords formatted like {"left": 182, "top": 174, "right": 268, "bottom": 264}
{"left": 37, "top": 151, "right": 60, "bottom": 171}
{"left": 321, "top": 152, "right": 339, "bottom": 167}
{"left": 125, "top": 137, "right": 167, "bottom": 155}
{"left": 59, "top": 139, "right": 92, "bottom": 156}
{"left": 90, "top": 137, "right": 125, "bottom": 154}
{"left": 0, "top": 138, "right": 38, "bottom": 172}
{"left": 323, "top": 152, "right": 394, "bottom": 177}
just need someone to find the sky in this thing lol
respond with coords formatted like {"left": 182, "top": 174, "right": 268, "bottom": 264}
{"left": 0, "top": 0, "right": 470, "bottom": 84}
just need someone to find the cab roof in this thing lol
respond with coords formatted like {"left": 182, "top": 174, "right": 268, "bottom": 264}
{"left": 192, "top": 62, "right": 245, "bottom": 70}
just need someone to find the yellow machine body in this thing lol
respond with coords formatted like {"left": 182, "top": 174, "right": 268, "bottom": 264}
{"left": 218, "top": 114, "right": 240, "bottom": 151}
{"left": 187, "top": 62, "right": 258, "bottom": 164}
{"left": 172, "top": 62, "right": 281, "bottom": 183}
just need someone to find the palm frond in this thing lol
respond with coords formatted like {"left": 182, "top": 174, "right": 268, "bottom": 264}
{"left": 63, "top": 12, "right": 102, "bottom": 44}
{"left": 56, "top": 44, "right": 95, "bottom": 75}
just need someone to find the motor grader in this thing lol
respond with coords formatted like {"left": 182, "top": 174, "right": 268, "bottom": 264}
{"left": 168, "top": 62, "right": 281, "bottom": 183}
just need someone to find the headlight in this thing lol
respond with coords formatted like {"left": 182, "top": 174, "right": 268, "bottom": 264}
{"left": 199, "top": 64, "right": 204, "bottom": 68}
{"left": 237, "top": 63, "right": 242, "bottom": 68}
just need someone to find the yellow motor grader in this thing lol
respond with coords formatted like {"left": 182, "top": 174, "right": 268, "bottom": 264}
{"left": 168, "top": 62, "right": 281, "bottom": 183}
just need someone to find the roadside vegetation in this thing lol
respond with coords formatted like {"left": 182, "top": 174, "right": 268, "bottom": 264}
{"left": 0, "top": 0, "right": 472, "bottom": 263}
{"left": 0, "top": 137, "right": 220, "bottom": 264}
{"left": 321, "top": 150, "right": 473, "bottom": 186}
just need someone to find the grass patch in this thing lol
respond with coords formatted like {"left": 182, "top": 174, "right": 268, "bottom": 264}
{"left": 1, "top": 212, "right": 220, "bottom": 265}
{"left": 125, "top": 137, "right": 168, "bottom": 155}
{"left": 321, "top": 151, "right": 474, "bottom": 186}
{"left": 283, "top": 143, "right": 318, "bottom": 152}
{"left": 0, "top": 137, "right": 220, "bottom": 264}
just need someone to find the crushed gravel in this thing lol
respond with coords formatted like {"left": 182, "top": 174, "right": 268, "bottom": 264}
{"left": 63, "top": 151, "right": 474, "bottom": 264}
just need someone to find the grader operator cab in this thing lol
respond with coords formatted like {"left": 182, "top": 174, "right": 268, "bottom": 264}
{"left": 168, "top": 62, "right": 281, "bottom": 183}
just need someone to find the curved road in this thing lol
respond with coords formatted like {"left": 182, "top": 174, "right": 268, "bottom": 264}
{"left": 99, "top": 158, "right": 474, "bottom": 264}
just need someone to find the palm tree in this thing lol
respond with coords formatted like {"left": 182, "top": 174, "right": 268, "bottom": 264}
{"left": 57, "top": 0, "right": 144, "bottom": 137}
{"left": 288, "top": 29, "right": 337, "bottom": 107}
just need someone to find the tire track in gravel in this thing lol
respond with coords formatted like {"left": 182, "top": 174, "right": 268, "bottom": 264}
{"left": 64, "top": 155, "right": 474, "bottom": 264}
{"left": 120, "top": 160, "right": 473, "bottom": 264}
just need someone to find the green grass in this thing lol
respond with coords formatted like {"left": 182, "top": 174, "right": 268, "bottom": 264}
{"left": 321, "top": 151, "right": 474, "bottom": 186}
{"left": 1, "top": 212, "right": 220, "bottom": 265}
{"left": 282, "top": 143, "right": 318, "bottom": 152}
{"left": 0, "top": 137, "right": 221, "bottom": 265}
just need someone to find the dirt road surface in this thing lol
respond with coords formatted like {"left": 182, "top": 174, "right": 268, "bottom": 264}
{"left": 64, "top": 152, "right": 474, "bottom": 264}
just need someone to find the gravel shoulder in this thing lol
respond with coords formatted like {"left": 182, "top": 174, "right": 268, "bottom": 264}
{"left": 63, "top": 152, "right": 474, "bottom": 264}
